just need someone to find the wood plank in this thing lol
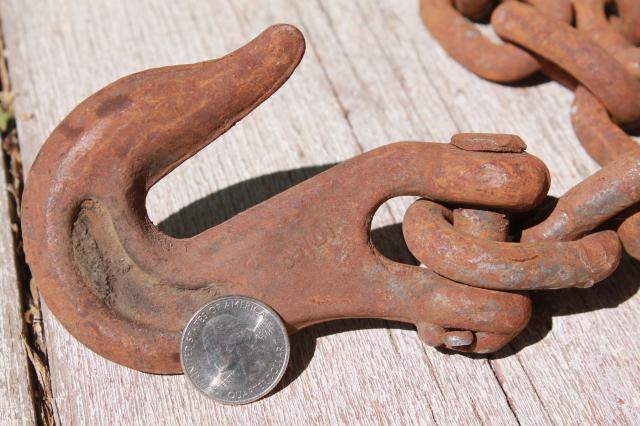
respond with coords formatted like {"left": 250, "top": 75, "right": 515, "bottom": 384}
{"left": 1, "top": 0, "right": 638, "bottom": 424}
{"left": 0, "top": 18, "right": 36, "bottom": 426}
{"left": 0, "top": 150, "right": 35, "bottom": 425}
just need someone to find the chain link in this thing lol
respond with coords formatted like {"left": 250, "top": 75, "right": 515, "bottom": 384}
{"left": 413, "top": 0, "right": 640, "bottom": 291}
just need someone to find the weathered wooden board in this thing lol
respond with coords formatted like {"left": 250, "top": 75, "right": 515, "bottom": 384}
{"left": 0, "top": 0, "right": 638, "bottom": 424}
{"left": 0, "top": 53, "right": 35, "bottom": 426}
{"left": 0, "top": 26, "right": 35, "bottom": 422}
{"left": 0, "top": 150, "right": 35, "bottom": 426}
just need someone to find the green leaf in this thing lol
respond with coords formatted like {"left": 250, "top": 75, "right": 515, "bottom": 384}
{"left": 0, "top": 105, "right": 14, "bottom": 133}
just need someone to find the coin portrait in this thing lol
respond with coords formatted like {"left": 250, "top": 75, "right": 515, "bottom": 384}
{"left": 180, "top": 296, "right": 290, "bottom": 405}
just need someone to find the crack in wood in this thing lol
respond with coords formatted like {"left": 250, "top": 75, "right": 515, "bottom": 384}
{"left": 0, "top": 17, "right": 57, "bottom": 425}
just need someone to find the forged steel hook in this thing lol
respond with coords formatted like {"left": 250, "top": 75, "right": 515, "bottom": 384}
{"left": 22, "top": 25, "right": 554, "bottom": 373}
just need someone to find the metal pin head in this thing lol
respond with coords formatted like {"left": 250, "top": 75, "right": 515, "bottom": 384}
{"left": 443, "top": 330, "right": 475, "bottom": 348}
{"left": 451, "top": 133, "right": 528, "bottom": 153}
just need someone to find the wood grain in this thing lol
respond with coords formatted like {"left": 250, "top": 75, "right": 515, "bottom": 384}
{"left": 0, "top": 181, "right": 34, "bottom": 426}
{"left": 0, "top": 0, "right": 638, "bottom": 424}
{"left": 0, "top": 122, "right": 34, "bottom": 424}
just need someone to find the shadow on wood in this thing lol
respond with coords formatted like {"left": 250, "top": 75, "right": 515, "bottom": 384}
{"left": 271, "top": 318, "right": 416, "bottom": 397}
{"left": 158, "top": 165, "right": 337, "bottom": 239}
{"left": 157, "top": 164, "right": 419, "bottom": 264}
{"left": 502, "top": 254, "right": 640, "bottom": 358}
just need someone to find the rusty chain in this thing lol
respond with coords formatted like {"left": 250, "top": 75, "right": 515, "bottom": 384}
{"left": 18, "top": 7, "right": 640, "bottom": 378}
{"left": 419, "top": 0, "right": 640, "bottom": 258}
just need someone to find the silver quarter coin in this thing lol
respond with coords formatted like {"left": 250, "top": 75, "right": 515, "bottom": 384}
{"left": 180, "top": 296, "right": 290, "bottom": 405}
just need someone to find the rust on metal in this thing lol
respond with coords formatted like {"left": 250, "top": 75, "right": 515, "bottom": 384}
{"left": 421, "top": 0, "right": 640, "bottom": 261}
{"left": 452, "top": 201, "right": 529, "bottom": 353}
{"left": 571, "top": 86, "right": 638, "bottom": 166}
{"left": 522, "top": 149, "right": 640, "bottom": 243}
{"left": 612, "top": 0, "right": 640, "bottom": 45}
{"left": 453, "top": 0, "right": 493, "bottom": 21}
{"left": 570, "top": 0, "right": 640, "bottom": 166}
{"left": 419, "top": 0, "right": 574, "bottom": 83}
{"left": 22, "top": 25, "right": 557, "bottom": 373}
{"left": 492, "top": 1, "right": 640, "bottom": 126}
{"left": 618, "top": 212, "right": 640, "bottom": 260}
{"left": 419, "top": 0, "right": 540, "bottom": 82}
{"left": 452, "top": 208, "right": 509, "bottom": 242}
{"left": 404, "top": 133, "right": 622, "bottom": 290}
{"left": 444, "top": 195, "right": 523, "bottom": 352}
{"left": 523, "top": 0, "right": 574, "bottom": 23}
{"left": 451, "top": 133, "right": 527, "bottom": 153}
{"left": 573, "top": 0, "right": 632, "bottom": 54}
{"left": 403, "top": 199, "right": 621, "bottom": 290}
{"left": 561, "top": 1, "right": 640, "bottom": 258}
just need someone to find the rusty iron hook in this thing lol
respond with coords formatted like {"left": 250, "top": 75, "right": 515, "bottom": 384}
{"left": 21, "top": 25, "right": 555, "bottom": 373}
